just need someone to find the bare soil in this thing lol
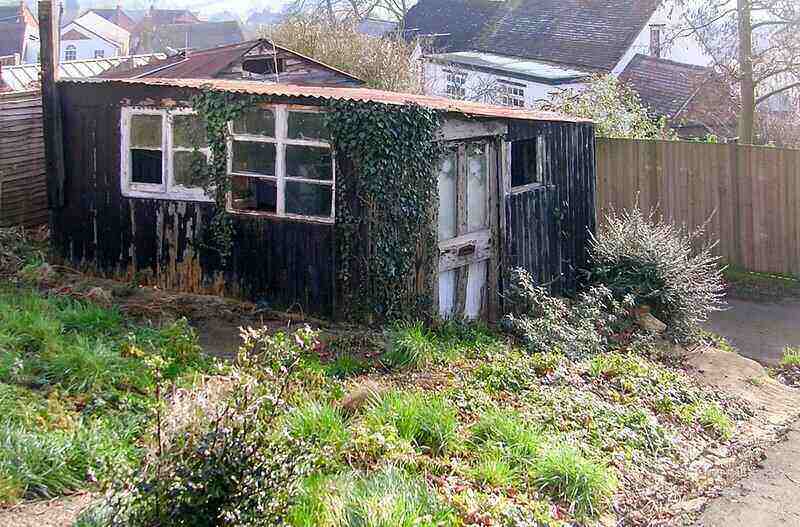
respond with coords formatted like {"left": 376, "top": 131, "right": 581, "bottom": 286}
{"left": 0, "top": 493, "right": 95, "bottom": 527}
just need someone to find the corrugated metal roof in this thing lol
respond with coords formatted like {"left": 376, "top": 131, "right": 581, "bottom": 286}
{"left": 58, "top": 77, "right": 591, "bottom": 123}
{"left": 1, "top": 54, "right": 166, "bottom": 91}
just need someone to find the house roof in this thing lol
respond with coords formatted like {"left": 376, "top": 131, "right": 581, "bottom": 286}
{"left": 62, "top": 20, "right": 122, "bottom": 49}
{"left": 59, "top": 76, "right": 591, "bottom": 123}
{"left": 87, "top": 8, "right": 136, "bottom": 31}
{"left": 619, "top": 54, "right": 712, "bottom": 119}
{"left": 106, "top": 39, "right": 363, "bottom": 85}
{"left": 0, "top": 21, "right": 25, "bottom": 57}
{"left": 135, "top": 21, "right": 244, "bottom": 54}
{"left": 1, "top": 53, "right": 165, "bottom": 91}
{"left": 428, "top": 50, "right": 591, "bottom": 84}
{"left": 0, "top": 4, "right": 22, "bottom": 22}
{"left": 404, "top": 0, "right": 661, "bottom": 72}
{"left": 140, "top": 8, "right": 199, "bottom": 26}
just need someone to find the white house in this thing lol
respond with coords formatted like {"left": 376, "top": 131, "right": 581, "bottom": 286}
{"left": 60, "top": 11, "right": 131, "bottom": 61}
{"left": 405, "top": 0, "right": 709, "bottom": 107}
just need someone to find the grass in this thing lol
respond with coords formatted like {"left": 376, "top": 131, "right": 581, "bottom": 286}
{"left": 469, "top": 409, "right": 542, "bottom": 461}
{"left": 781, "top": 347, "right": 800, "bottom": 367}
{"left": 0, "top": 286, "right": 209, "bottom": 504}
{"left": 695, "top": 403, "right": 735, "bottom": 440}
{"left": 382, "top": 322, "right": 437, "bottom": 369}
{"left": 289, "top": 467, "right": 457, "bottom": 527}
{"left": 468, "top": 450, "right": 518, "bottom": 488}
{"left": 530, "top": 445, "right": 617, "bottom": 519}
{"left": 365, "top": 391, "right": 459, "bottom": 456}
{"left": 287, "top": 401, "right": 350, "bottom": 450}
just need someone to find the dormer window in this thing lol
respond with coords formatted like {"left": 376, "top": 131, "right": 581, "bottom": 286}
{"left": 242, "top": 57, "right": 285, "bottom": 76}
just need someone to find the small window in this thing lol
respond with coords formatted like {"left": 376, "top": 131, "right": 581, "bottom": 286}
{"left": 498, "top": 82, "right": 525, "bottom": 108}
{"left": 445, "top": 70, "right": 467, "bottom": 99}
{"left": 242, "top": 57, "right": 285, "bottom": 75}
{"left": 94, "top": 49, "right": 105, "bottom": 58}
{"left": 121, "top": 108, "right": 212, "bottom": 200}
{"left": 64, "top": 45, "right": 76, "bottom": 61}
{"left": 510, "top": 135, "right": 548, "bottom": 188}
{"left": 228, "top": 106, "right": 334, "bottom": 222}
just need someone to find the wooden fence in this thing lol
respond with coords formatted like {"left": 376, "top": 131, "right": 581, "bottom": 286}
{"left": 596, "top": 138, "right": 800, "bottom": 276}
{"left": 0, "top": 90, "right": 47, "bottom": 227}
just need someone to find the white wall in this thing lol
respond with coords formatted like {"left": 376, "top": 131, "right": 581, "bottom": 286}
{"left": 612, "top": 4, "right": 710, "bottom": 75}
{"left": 423, "top": 61, "right": 586, "bottom": 108}
{"left": 22, "top": 25, "right": 39, "bottom": 63}
{"left": 61, "top": 37, "right": 120, "bottom": 61}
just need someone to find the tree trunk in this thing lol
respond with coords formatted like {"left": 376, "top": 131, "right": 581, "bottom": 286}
{"left": 737, "top": 0, "right": 755, "bottom": 144}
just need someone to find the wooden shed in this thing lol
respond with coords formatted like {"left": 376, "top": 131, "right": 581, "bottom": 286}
{"left": 48, "top": 77, "right": 595, "bottom": 320}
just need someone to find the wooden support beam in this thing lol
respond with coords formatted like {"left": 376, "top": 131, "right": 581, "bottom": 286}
{"left": 38, "top": 0, "right": 65, "bottom": 210}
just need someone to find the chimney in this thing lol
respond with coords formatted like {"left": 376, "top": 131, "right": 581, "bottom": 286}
{"left": 649, "top": 24, "right": 665, "bottom": 58}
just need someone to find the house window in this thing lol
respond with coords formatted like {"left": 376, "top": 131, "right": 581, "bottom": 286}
{"left": 121, "top": 107, "right": 212, "bottom": 201}
{"left": 498, "top": 82, "right": 525, "bottom": 108}
{"left": 64, "top": 45, "right": 76, "bottom": 61}
{"left": 445, "top": 70, "right": 467, "bottom": 99}
{"left": 94, "top": 50, "right": 105, "bottom": 58}
{"left": 228, "top": 105, "right": 334, "bottom": 222}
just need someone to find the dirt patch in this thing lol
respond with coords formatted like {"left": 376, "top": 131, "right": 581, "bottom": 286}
{"left": 0, "top": 493, "right": 95, "bottom": 527}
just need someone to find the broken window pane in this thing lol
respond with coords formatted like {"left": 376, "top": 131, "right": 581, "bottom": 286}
{"left": 285, "top": 181, "right": 332, "bottom": 217}
{"left": 131, "top": 149, "right": 163, "bottom": 184}
{"left": 173, "top": 114, "right": 208, "bottom": 148}
{"left": 437, "top": 151, "right": 457, "bottom": 240}
{"left": 288, "top": 111, "right": 328, "bottom": 141}
{"left": 231, "top": 141, "right": 276, "bottom": 175}
{"left": 131, "top": 114, "right": 162, "bottom": 149}
{"left": 173, "top": 151, "right": 207, "bottom": 188}
{"left": 232, "top": 108, "right": 275, "bottom": 137}
{"left": 230, "top": 175, "right": 277, "bottom": 213}
{"left": 467, "top": 144, "right": 487, "bottom": 232}
{"left": 285, "top": 145, "right": 332, "bottom": 181}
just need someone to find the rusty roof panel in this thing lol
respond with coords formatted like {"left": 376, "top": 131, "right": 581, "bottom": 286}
{"left": 59, "top": 77, "right": 591, "bottom": 123}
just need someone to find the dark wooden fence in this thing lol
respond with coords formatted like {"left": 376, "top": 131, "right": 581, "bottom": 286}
{"left": 597, "top": 138, "right": 800, "bottom": 277}
{"left": 0, "top": 90, "right": 47, "bottom": 227}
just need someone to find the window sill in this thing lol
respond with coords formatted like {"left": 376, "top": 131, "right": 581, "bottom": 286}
{"left": 226, "top": 208, "right": 335, "bottom": 225}
{"left": 122, "top": 188, "right": 214, "bottom": 202}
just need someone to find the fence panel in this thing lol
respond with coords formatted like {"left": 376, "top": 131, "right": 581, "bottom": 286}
{"left": 0, "top": 90, "right": 47, "bottom": 227}
{"left": 596, "top": 138, "right": 800, "bottom": 277}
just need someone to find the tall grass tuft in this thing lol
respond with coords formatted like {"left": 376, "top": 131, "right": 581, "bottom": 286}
{"left": 531, "top": 446, "right": 617, "bottom": 519}
{"left": 382, "top": 322, "right": 438, "bottom": 370}
{"left": 287, "top": 401, "right": 350, "bottom": 450}
{"left": 365, "top": 391, "right": 459, "bottom": 455}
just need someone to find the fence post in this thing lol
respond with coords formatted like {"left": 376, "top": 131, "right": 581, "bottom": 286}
{"left": 39, "top": 0, "right": 65, "bottom": 210}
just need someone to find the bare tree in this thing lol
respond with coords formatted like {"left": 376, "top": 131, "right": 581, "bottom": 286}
{"left": 670, "top": 0, "right": 800, "bottom": 144}
{"left": 286, "top": 0, "right": 380, "bottom": 25}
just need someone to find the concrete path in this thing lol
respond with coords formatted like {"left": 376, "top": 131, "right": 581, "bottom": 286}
{"left": 705, "top": 299, "right": 800, "bottom": 366}
{"left": 695, "top": 424, "right": 800, "bottom": 526}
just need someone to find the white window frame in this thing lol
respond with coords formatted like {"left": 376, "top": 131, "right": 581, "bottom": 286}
{"left": 94, "top": 49, "right": 105, "bottom": 58}
{"left": 498, "top": 81, "right": 525, "bottom": 108}
{"left": 120, "top": 107, "right": 213, "bottom": 202}
{"left": 227, "top": 104, "right": 335, "bottom": 224}
{"left": 445, "top": 69, "right": 467, "bottom": 99}
{"left": 64, "top": 44, "right": 76, "bottom": 61}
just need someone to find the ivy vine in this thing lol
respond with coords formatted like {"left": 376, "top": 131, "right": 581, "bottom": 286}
{"left": 189, "top": 90, "right": 260, "bottom": 263}
{"left": 324, "top": 100, "right": 444, "bottom": 321}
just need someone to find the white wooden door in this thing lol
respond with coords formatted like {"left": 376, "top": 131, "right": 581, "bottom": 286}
{"left": 437, "top": 141, "right": 494, "bottom": 320}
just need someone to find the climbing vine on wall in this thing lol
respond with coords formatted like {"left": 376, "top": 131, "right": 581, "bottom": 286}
{"left": 189, "top": 90, "right": 261, "bottom": 263}
{"left": 325, "top": 100, "right": 444, "bottom": 321}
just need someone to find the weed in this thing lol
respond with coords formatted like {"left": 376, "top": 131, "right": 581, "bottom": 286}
{"left": 695, "top": 403, "right": 734, "bottom": 440}
{"left": 288, "top": 401, "right": 350, "bottom": 450}
{"left": 531, "top": 445, "right": 617, "bottom": 519}
{"left": 587, "top": 352, "right": 648, "bottom": 380}
{"left": 365, "top": 391, "right": 459, "bottom": 455}
{"left": 781, "top": 347, "right": 800, "bottom": 367}
{"left": 326, "top": 354, "right": 370, "bottom": 378}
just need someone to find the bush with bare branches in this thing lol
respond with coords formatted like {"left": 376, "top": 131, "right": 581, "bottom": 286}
{"left": 264, "top": 19, "right": 421, "bottom": 93}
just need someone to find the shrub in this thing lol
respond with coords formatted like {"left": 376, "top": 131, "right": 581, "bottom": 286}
{"left": 531, "top": 446, "right": 617, "bottom": 519}
{"left": 588, "top": 206, "right": 726, "bottom": 339}
{"left": 290, "top": 467, "right": 457, "bottom": 527}
{"left": 504, "top": 269, "right": 638, "bottom": 359}
{"left": 365, "top": 391, "right": 459, "bottom": 455}
{"left": 89, "top": 326, "right": 322, "bottom": 527}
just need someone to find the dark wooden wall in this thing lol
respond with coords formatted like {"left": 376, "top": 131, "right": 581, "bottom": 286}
{"left": 52, "top": 82, "right": 335, "bottom": 314}
{"left": 506, "top": 121, "right": 596, "bottom": 293}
